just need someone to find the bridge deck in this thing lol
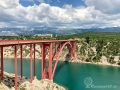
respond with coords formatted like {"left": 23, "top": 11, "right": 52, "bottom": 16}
{"left": 0, "top": 40, "right": 76, "bottom": 46}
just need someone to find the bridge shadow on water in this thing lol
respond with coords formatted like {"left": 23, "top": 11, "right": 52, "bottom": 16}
{"left": 54, "top": 61, "right": 69, "bottom": 79}
{"left": 54, "top": 54, "right": 71, "bottom": 78}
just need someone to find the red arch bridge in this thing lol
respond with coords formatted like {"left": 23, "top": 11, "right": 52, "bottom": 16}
{"left": 0, "top": 40, "right": 76, "bottom": 90}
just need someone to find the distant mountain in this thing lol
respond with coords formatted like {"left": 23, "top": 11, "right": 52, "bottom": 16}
{"left": 0, "top": 27, "right": 120, "bottom": 36}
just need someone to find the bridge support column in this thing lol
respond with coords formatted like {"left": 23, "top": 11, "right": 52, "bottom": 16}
{"left": 67, "top": 42, "right": 73, "bottom": 58}
{"left": 0, "top": 46, "right": 4, "bottom": 80}
{"left": 33, "top": 44, "right": 36, "bottom": 77}
{"left": 41, "top": 43, "right": 46, "bottom": 79}
{"left": 68, "top": 41, "right": 77, "bottom": 58}
{"left": 73, "top": 41, "right": 77, "bottom": 58}
{"left": 48, "top": 43, "right": 52, "bottom": 80}
{"left": 20, "top": 45, "right": 23, "bottom": 78}
{"left": 14, "top": 45, "right": 18, "bottom": 90}
{"left": 41, "top": 43, "right": 53, "bottom": 80}
{"left": 30, "top": 44, "right": 33, "bottom": 83}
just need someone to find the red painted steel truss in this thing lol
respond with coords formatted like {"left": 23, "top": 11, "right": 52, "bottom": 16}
{"left": 41, "top": 41, "right": 76, "bottom": 80}
{"left": 0, "top": 40, "right": 76, "bottom": 90}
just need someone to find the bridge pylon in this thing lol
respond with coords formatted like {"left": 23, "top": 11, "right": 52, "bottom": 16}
{"left": 41, "top": 41, "right": 77, "bottom": 80}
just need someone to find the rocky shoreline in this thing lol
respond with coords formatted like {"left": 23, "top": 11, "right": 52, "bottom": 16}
{"left": 19, "top": 78, "right": 66, "bottom": 90}
{"left": 4, "top": 56, "right": 120, "bottom": 68}
{"left": 69, "top": 58, "right": 120, "bottom": 67}
{"left": 0, "top": 72, "right": 67, "bottom": 90}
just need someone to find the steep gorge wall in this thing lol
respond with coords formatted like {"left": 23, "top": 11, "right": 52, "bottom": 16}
{"left": 76, "top": 38, "right": 120, "bottom": 65}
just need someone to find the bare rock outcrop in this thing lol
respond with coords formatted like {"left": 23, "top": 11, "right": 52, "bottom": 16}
{"left": 19, "top": 79, "right": 67, "bottom": 90}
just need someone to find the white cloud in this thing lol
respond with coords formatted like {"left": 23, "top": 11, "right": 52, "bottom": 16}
{"left": 0, "top": 0, "right": 19, "bottom": 8}
{"left": 84, "top": 0, "right": 120, "bottom": 14}
{"left": 0, "top": 0, "right": 120, "bottom": 28}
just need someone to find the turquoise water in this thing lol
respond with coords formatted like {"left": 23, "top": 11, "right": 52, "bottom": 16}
{"left": 4, "top": 58, "right": 120, "bottom": 90}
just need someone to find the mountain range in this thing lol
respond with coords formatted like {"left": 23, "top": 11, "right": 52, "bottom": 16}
{"left": 0, "top": 27, "right": 120, "bottom": 36}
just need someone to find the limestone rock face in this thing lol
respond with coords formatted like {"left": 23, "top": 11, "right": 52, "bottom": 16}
{"left": 3, "top": 72, "right": 27, "bottom": 88}
{"left": 19, "top": 79, "right": 67, "bottom": 90}
{"left": 0, "top": 83, "right": 10, "bottom": 90}
{"left": 1, "top": 72, "right": 66, "bottom": 90}
{"left": 100, "top": 56, "right": 108, "bottom": 64}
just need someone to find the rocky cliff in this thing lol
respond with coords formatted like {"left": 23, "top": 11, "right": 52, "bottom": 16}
{"left": 75, "top": 38, "right": 120, "bottom": 66}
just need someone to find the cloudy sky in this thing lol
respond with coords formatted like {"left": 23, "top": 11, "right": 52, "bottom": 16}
{"left": 0, "top": 0, "right": 120, "bottom": 28}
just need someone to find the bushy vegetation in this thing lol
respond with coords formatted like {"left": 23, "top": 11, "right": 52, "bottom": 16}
{"left": 57, "top": 32, "right": 120, "bottom": 64}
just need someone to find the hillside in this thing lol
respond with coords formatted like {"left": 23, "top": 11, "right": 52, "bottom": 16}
{"left": 57, "top": 32, "right": 120, "bottom": 66}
